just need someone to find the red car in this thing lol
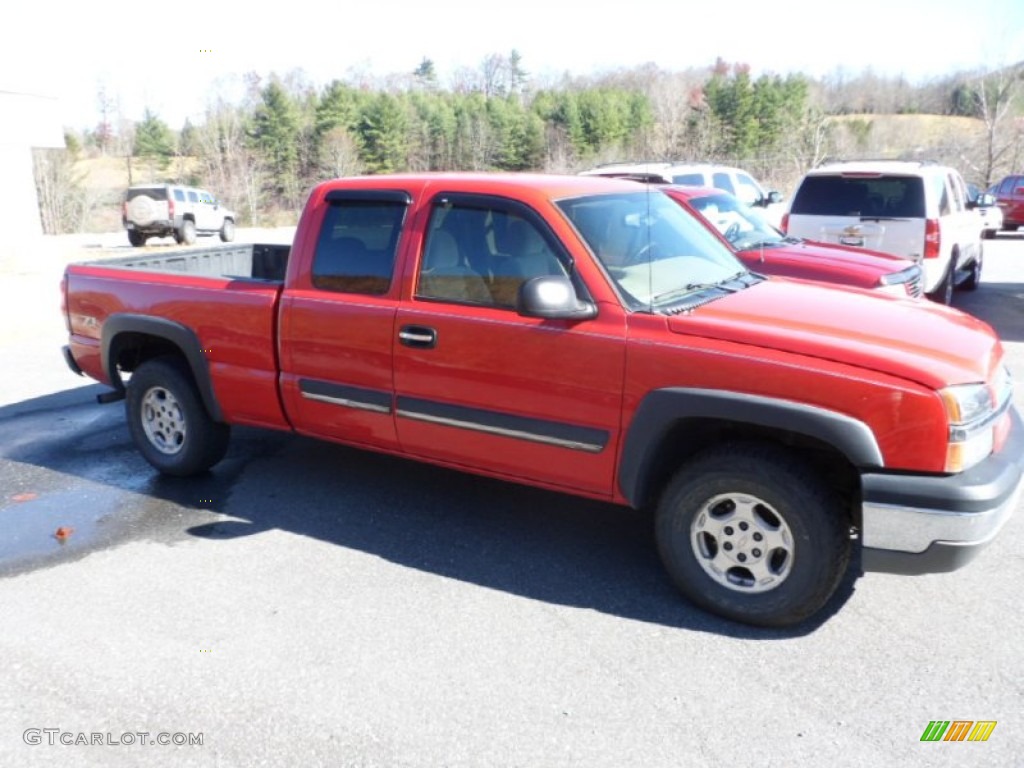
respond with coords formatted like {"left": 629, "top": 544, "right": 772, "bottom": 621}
{"left": 993, "top": 174, "right": 1024, "bottom": 231}
{"left": 662, "top": 185, "right": 923, "bottom": 297}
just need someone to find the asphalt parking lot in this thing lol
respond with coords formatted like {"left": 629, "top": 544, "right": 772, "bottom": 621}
{"left": 1, "top": 231, "right": 1022, "bottom": 767}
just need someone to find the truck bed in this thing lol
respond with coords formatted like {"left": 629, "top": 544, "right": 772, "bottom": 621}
{"left": 64, "top": 243, "right": 292, "bottom": 431}
{"left": 77, "top": 243, "right": 290, "bottom": 282}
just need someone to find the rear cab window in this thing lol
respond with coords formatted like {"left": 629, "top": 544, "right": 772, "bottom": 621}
{"left": 311, "top": 193, "right": 410, "bottom": 295}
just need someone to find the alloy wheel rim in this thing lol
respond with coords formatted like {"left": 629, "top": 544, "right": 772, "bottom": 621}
{"left": 690, "top": 492, "right": 795, "bottom": 593}
{"left": 140, "top": 386, "right": 187, "bottom": 455}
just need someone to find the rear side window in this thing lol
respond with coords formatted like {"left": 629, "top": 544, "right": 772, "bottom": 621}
{"left": 312, "top": 200, "right": 407, "bottom": 294}
{"left": 672, "top": 173, "right": 705, "bottom": 186}
{"left": 711, "top": 172, "right": 736, "bottom": 195}
{"left": 791, "top": 175, "right": 925, "bottom": 218}
{"left": 932, "top": 175, "right": 951, "bottom": 216}
{"left": 173, "top": 189, "right": 186, "bottom": 202}
{"left": 187, "top": 190, "right": 199, "bottom": 203}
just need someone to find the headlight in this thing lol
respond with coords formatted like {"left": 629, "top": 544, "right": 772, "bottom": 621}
{"left": 939, "top": 369, "right": 1013, "bottom": 472}
{"left": 940, "top": 383, "right": 993, "bottom": 426}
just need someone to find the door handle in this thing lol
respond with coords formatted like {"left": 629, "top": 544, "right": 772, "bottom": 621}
{"left": 399, "top": 325, "right": 437, "bottom": 349}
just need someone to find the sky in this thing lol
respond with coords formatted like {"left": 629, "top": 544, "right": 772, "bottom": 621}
{"left": 3, "top": 0, "right": 1023, "bottom": 131}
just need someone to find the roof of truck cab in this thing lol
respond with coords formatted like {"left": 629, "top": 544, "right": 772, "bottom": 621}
{"left": 318, "top": 172, "right": 649, "bottom": 201}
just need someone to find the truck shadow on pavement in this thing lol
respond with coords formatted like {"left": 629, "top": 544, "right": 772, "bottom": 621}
{"left": 0, "top": 384, "right": 858, "bottom": 640}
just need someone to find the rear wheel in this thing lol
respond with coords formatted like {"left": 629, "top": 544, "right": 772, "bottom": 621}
{"left": 127, "top": 230, "right": 147, "bottom": 247}
{"left": 655, "top": 443, "right": 850, "bottom": 627}
{"left": 178, "top": 219, "right": 197, "bottom": 245}
{"left": 126, "top": 357, "right": 230, "bottom": 476}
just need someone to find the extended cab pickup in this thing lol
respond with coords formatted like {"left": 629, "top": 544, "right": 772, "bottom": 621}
{"left": 62, "top": 174, "right": 1023, "bottom": 627}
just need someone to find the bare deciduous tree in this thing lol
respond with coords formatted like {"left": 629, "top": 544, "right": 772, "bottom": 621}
{"left": 33, "top": 148, "right": 97, "bottom": 234}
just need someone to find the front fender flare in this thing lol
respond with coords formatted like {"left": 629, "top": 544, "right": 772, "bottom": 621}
{"left": 618, "top": 388, "right": 883, "bottom": 508}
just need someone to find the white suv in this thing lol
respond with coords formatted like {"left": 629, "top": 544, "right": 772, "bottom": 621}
{"left": 580, "top": 162, "right": 786, "bottom": 226}
{"left": 123, "top": 185, "right": 236, "bottom": 247}
{"left": 782, "top": 161, "right": 982, "bottom": 303}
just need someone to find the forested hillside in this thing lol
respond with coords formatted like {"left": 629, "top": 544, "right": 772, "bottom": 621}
{"left": 34, "top": 54, "right": 1024, "bottom": 233}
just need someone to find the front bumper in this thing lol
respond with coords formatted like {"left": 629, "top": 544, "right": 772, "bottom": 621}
{"left": 860, "top": 407, "right": 1024, "bottom": 574}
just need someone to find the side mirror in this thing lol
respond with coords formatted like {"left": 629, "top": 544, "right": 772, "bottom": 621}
{"left": 517, "top": 276, "right": 596, "bottom": 320}
{"left": 766, "top": 190, "right": 784, "bottom": 205}
{"left": 978, "top": 193, "right": 995, "bottom": 206}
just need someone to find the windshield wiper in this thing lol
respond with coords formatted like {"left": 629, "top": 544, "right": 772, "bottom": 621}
{"left": 651, "top": 271, "right": 750, "bottom": 303}
{"left": 738, "top": 240, "right": 783, "bottom": 251}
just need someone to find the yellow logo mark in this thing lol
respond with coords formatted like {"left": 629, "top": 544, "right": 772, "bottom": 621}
{"left": 967, "top": 721, "right": 997, "bottom": 742}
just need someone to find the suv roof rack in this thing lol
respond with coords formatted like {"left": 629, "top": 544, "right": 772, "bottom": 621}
{"left": 817, "top": 157, "right": 940, "bottom": 168}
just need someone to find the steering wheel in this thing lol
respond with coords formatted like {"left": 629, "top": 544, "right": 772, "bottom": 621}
{"left": 723, "top": 222, "right": 742, "bottom": 244}
{"left": 625, "top": 241, "right": 659, "bottom": 266}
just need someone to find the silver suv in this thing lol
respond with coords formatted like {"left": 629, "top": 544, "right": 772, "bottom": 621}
{"left": 783, "top": 161, "right": 982, "bottom": 304}
{"left": 123, "top": 185, "right": 236, "bottom": 247}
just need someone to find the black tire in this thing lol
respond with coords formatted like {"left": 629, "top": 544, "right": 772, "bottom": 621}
{"left": 981, "top": 228, "right": 995, "bottom": 240}
{"left": 178, "top": 219, "right": 197, "bottom": 245}
{"left": 655, "top": 443, "right": 850, "bottom": 627}
{"left": 126, "top": 357, "right": 230, "bottom": 476}
{"left": 219, "top": 218, "right": 235, "bottom": 243}
{"left": 927, "top": 255, "right": 955, "bottom": 305}
{"left": 961, "top": 251, "right": 982, "bottom": 291}
{"left": 127, "top": 230, "right": 147, "bottom": 248}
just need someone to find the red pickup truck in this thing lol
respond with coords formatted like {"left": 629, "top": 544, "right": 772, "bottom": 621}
{"left": 62, "top": 173, "right": 1022, "bottom": 627}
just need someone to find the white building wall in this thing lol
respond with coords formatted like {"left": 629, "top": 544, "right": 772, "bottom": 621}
{"left": 0, "top": 91, "right": 65, "bottom": 247}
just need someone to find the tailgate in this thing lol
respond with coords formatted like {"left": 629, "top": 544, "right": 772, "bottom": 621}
{"left": 799, "top": 215, "right": 925, "bottom": 260}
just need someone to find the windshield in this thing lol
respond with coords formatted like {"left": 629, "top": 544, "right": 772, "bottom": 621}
{"left": 556, "top": 190, "right": 749, "bottom": 310}
{"left": 687, "top": 193, "right": 786, "bottom": 251}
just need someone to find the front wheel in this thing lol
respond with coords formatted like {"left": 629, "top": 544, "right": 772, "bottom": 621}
{"left": 219, "top": 218, "right": 235, "bottom": 242}
{"left": 961, "top": 252, "right": 982, "bottom": 291}
{"left": 126, "top": 357, "right": 230, "bottom": 476}
{"left": 927, "top": 255, "right": 956, "bottom": 305}
{"left": 655, "top": 443, "right": 850, "bottom": 627}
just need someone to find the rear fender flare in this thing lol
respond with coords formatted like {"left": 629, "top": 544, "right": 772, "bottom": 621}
{"left": 101, "top": 314, "right": 223, "bottom": 422}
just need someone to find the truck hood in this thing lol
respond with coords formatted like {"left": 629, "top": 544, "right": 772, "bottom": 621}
{"left": 666, "top": 280, "right": 1000, "bottom": 389}
{"left": 746, "top": 240, "right": 911, "bottom": 289}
